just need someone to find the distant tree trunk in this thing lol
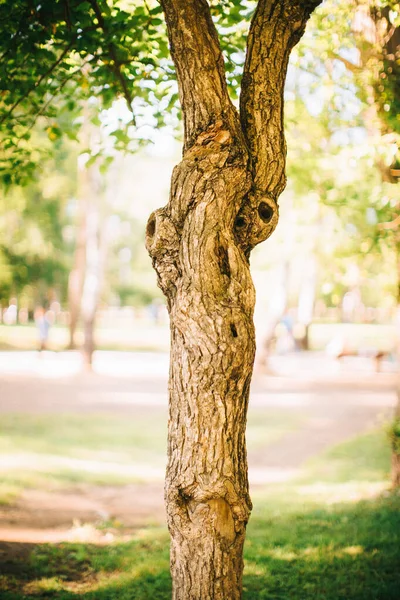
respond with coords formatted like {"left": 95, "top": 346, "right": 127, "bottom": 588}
{"left": 68, "top": 105, "right": 92, "bottom": 351}
{"left": 146, "top": 1, "right": 320, "bottom": 597}
{"left": 255, "top": 261, "right": 290, "bottom": 370}
{"left": 392, "top": 242, "right": 400, "bottom": 486}
{"left": 67, "top": 170, "right": 88, "bottom": 349}
{"left": 297, "top": 240, "right": 318, "bottom": 350}
{"left": 80, "top": 175, "right": 107, "bottom": 368}
{"left": 69, "top": 100, "right": 108, "bottom": 367}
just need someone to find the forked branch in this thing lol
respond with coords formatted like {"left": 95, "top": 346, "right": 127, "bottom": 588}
{"left": 240, "top": 0, "right": 322, "bottom": 198}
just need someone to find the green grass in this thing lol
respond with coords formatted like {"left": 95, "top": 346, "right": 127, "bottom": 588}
{"left": 1, "top": 491, "right": 399, "bottom": 599}
{"left": 244, "top": 491, "right": 400, "bottom": 599}
{"left": 0, "top": 412, "right": 169, "bottom": 497}
{"left": 0, "top": 322, "right": 397, "bottom": 353}
{"left": 300, "top": 429, "right": 392, "bottom": 484}
{"left": 0, "top": 412, "right": 168, "bottom": 460}
{"left": 0, "top": 427, "right": 399, "bottom": 599}
{"left": 0, "top": 529, "right": 172, "bottom": 599}
{"left": 0, "top": 409, "right": 301, "bottom": 501}
{"left": 0, "top": 323, "right": 170, "bottom": 352}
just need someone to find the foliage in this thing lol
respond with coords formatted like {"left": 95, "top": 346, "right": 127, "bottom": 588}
{"left": 387, "top": 418, "right": 400, "bottom": 454}
{"left": 0, "top": 0, "right": 398, "bottom": 314}
{"left": 369, "top": 1, "right": 400, "bottom": 136}
{"left": 0, "top": 0, "right": 173, "bottom": 185}
{"left": 0, "top": 132, "right": 77, "bottom": 303}
{"left": 0, "top": 0, "right": 259, "bottom": 187}
{"left": 279, "top": 0, "right": 400, "bottom": 310}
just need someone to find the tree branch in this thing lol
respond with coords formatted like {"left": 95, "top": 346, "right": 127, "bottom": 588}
{"left": 327, "top": 51, "right": 361, "bottom": 73}
{"left": 379, "top": 214, "right": 400, "bottom": 231}
{"left": 88, "top": 0, "right": 134, "bottom": 117}
{"left": 240, "top": 0, "right": 322, "bottom": 198}
{"left": 0, "top": 41, "right": 73, "bottom": 126}
{"left": 160, "top": 0, "right": 239, "bottom": 151}
{"left": 27, "top": 62, "right": 91, "bottom": 133}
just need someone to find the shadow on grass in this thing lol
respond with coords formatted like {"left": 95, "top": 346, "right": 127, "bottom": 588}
{"left": 244, "top": 492, "right": 400, "bottom": 599}
{"left": 1, "top": 491, "right": 400, "bottom": 600}
{"left": 0, "top": 531, "right": 172, "bottom": 600}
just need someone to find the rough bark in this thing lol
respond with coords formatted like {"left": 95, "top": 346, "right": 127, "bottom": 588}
{"left": 146, "top": 1, "right": 321, "bottom": 597}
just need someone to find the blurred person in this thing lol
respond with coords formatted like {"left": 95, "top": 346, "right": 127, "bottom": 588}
{"left": 34, "top": 306, "right": 51, "bottom": 351}
{"left": 3, "top": 301, "right": 17, "bottom": 325}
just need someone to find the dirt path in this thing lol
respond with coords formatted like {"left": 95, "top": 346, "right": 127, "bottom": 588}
{"left": 0, "top": 351, "right": 397, "bottom": 543}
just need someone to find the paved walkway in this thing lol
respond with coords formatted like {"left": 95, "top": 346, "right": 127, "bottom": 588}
{"left": 0, "top": 351, "right": 397, "bottom": 542}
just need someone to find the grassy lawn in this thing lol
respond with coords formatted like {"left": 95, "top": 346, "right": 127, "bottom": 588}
{"left": 0, "top": 324, "right": 170, "bottom": 352}
{"left": 0, "top": 412, "right": 170, "bottom": 500}
{"left": 0, "top": 322, "right": 396, "bottom": 353}
{"left": 308, "top": 323, "right": 396, "bottom": 353}
{"left": 1, "top": 492, "right": 399, "bottom": 599}
{"left": 0, "top": 409, "right": 302, "bottom": 502}
{"left": 300, "top": 429, "right": 392, "bottom": 484}
{"left": 1, "top": 426, "right": 399, "bottom": 599}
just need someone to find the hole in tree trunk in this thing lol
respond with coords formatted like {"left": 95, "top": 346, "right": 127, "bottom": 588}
{"left": 235, "top": 216, "right": 246, "bottom": 230}
{"left": 146, "top": 217, "right": 156, "bottom": 238}
{"left": 178, "top": 488, "right": 191, "bottom": 504}
{"left": 258, "top": 201, "right": 274, "bottom": 223}
{"left": 230, "top": 323, "right": 238, "bottom": 338}
{"left": 230, "top": 366, "right": 240, "bottom": 381}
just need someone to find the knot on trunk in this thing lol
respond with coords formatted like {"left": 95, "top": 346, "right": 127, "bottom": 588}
{"left": 168, "top": 477, "right": 251, "bottom": 542}
{"left": 145, "top": 208, "right": 180, "bottom": 300}
{"left": 234, "top": 191, "right": 279, "bottom": 254}
{"left": 195, "top": 119, "right": 232, "bottom": 148}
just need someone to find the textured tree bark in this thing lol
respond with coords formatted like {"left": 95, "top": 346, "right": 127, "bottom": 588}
{"left": 146, "top": 1, "right": 321, "bottom": 597}
{"left": 154, "top": 135, "right": 255, "bottom": 600}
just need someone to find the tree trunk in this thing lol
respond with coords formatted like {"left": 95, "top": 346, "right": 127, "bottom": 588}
{"left": 67, "top": 106, "right": 92, "bottom": 350}
{"left": 297, "top": 245, "right": 317, "bottom": 350}
{"left": 147, "top": 1, "right": 320, "bottom": 596}
{"left": 67, "top": 177, "right": 87, "bottom": 350}
{"left": 80, "top": 184, "right": 106, "bottom": 368}
{"left": 255, "top": 261, "right": 290, "bottom": 370}
{"left": 392, "top": 446, "right": 400, "bottom": 488}
{"left": 148, "top": 134, "right": 256, "bottom": 599}
{"left": 392, "top": 242, "right": 400, "bottom": 486}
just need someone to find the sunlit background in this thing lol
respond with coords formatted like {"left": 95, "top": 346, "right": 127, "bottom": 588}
{"left": 0, "top": 1, "right": 399, "bottom": 598}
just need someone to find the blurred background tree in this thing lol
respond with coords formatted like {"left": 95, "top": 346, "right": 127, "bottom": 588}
{"left": 0, "top": 0, "right": 398, "bottom": 378}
